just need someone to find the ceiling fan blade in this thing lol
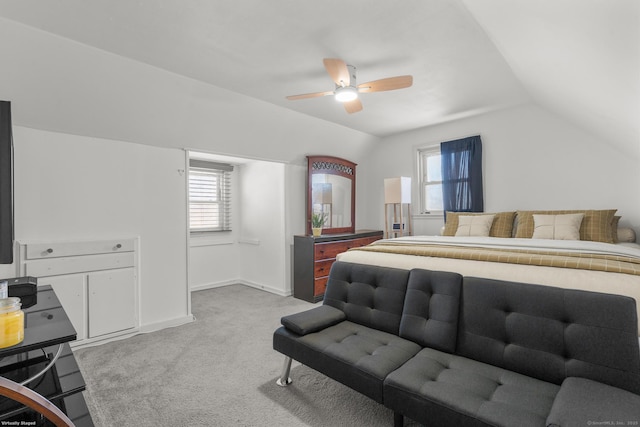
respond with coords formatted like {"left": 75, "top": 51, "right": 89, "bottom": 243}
{"left": 358, "top": 75, "right": 413, "bottom": 93}
{"left": 343, "top": 99, "right": 363, "bottom": 114}
{"left": 286, "top": 91, "right": 334, "bottom": 101}
{"left": 323, "top": 58, "right": 350, "bottom": 87}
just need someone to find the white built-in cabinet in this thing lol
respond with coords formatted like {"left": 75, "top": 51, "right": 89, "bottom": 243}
{"left": 17, "top": 238, "right": 139, "bottom": 348}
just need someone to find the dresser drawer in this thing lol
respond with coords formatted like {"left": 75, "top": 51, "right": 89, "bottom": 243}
{"left": 25, "top": 238, "right": 135, "bottom": 260}
{"left": 314, "top": 236, "right": 380, "bottom": 260}
{"left": 314, "top": 259, "right": 334, "bottom": 279}
{"left": 314, "top": 277, "right": 329, "bottom": 296}
{"left": 314, "top": 241, "right": 348, "bottom": 260}
{"left": 25, "top": 252, "right": 135, "bottom": 277}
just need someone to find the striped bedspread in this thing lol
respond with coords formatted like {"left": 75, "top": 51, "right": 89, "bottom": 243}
{"left": 349, "top": 236, "right": 640, "bottom": 276}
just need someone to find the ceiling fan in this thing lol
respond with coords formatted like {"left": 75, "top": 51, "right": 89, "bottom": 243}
{"left": 286, "top": 58, "right": 413, "bottom": 114}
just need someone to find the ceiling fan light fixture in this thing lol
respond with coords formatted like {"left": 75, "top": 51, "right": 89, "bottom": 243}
{"left": 285, "top": 58, "right": 413, "bottom": 114}
{"left": 334, "top": 86, "right": 358, "bottom": 103}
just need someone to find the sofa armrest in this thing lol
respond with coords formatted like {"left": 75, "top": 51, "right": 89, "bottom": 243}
{"left": 281, "top": 306, "right": 346, "bottom": 336}
{"left": 546, "top": 377, "right": 640, "bottom": 427}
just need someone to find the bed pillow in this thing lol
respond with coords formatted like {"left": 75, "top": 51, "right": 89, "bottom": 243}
{"left": 532, "top": 213, "right": 584, "bottom": 240}
{"left": 617, "top": 227, "right": 636, "bottom": 243}
{"left": 455, "top": 214, "right": 495, "bottom": 237}
{"left": 515, "top": 209, "right": 617, "bottom": 243}
{"left": 611, "top": 215, "right": 621, "bottom": 243}
{"left": 443, "top": 211, "right": 516, "bottom": 238}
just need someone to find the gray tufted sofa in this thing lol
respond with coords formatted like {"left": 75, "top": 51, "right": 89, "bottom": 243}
{"left": 273, "top": 261, "right": 640, "bottom": 426}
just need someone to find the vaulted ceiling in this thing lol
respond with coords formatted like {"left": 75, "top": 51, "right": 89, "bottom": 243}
{"left": 0, "top": 0, "right": 637, "bottom": 154}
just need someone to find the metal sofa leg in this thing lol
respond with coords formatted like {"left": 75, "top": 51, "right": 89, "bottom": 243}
{"left": 393, "top": 412, "right": 404, "bottom": 427}
{"left": 276, "top": 356, "right": 293, "bottom": 387}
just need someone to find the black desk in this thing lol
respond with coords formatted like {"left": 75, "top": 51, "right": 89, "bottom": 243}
{"left": 0, "top": 286, "right": 93, "bottom": 426}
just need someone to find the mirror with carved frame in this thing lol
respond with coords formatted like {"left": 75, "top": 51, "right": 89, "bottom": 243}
{"left": 306, "top": 155, "right": 356, "bottom": 236}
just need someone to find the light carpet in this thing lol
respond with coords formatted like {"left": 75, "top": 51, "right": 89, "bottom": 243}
{"left": 74, "top": 284, "right": 419, "bottom": 427}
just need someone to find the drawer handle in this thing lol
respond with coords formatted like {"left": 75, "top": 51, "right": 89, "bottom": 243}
{"left": 46, "top": 248, "right": 53, "bottom": 254}
{"left": 115, "top": 244, "right": 122, "bottom": 250}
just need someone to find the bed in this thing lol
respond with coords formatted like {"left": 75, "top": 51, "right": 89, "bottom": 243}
{"left": 337, "top": 210, "right": 640, "bottom": 335}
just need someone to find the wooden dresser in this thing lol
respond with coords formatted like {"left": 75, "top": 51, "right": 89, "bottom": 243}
{"left": 293, "top": 230, "right": 383, "bottom": 302}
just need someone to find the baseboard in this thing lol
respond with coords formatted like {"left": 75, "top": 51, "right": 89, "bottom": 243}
{"left": 191, "top": 279, "right": 292, "bottom": 297}
{"left": 238, "top": 279, "right": 291, "bottom": 297}
{"left": 70, "top": 329, "right": 141, "bottom": 350}
{"left": 191, "top": 279, "right": 238, "bottom": 293}
{"left": 139, "top": 314, "right": 196, "bottom": 334}
{"left": 71, "top": 315, "right": 196, "bottom": 350}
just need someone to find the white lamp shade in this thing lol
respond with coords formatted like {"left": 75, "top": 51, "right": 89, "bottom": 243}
{"left": 384, "top": 177, "right": 411, "bottom": 204}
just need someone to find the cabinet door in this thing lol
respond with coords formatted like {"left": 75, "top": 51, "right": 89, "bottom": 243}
{"left": 40, "top": 275, "right": 87, "bottom": 341}
{"left": 87, "top": 268, "right": 136, "bottom": 338}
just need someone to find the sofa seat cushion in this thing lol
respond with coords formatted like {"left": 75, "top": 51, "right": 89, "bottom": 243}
{"left": 546, "top": 377, "right": 640, "bottom": 427}
{"left": 384, "top": 347, "right": 559, "bottom": 427}
{"left": 273, "top": 320, "right": 421, "bottom": 403}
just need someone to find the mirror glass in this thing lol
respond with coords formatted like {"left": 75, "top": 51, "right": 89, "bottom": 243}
{"left": 307, "top": 156, "right": 356, "bottom": 235}
{"left": 311, "top": 174, "right": 352, "bottom": 229}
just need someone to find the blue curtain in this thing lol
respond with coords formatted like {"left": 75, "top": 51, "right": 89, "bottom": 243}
{"left": 441, "top": 135, "right": 483, "bottom": 216}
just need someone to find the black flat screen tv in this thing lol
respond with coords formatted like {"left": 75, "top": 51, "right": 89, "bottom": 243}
{"left": 0, "top": 101, "right": 14, "bottom": 264}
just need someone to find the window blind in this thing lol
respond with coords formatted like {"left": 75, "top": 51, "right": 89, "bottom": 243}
{"left": 188, "top": 160, "right": 233, "bottom": 232}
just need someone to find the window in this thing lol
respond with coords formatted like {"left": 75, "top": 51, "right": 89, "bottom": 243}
{"left": 188, "top": 160, "right": 233, "bottom": 232}
{"left": 417, "top": 146, "right": 443, "bottom": 214}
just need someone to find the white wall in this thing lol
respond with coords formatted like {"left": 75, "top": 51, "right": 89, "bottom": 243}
{"left": 189, "top": 238, "right": 240, "bottom": 290}
{"left": 237, "top": 161, "right": 287, "bottom": 293}
{"left": 360, "top": 103, "right": 640, "bottom": 236}
{"left": 9, "top": 126, "right": 191, "bottom": 330}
